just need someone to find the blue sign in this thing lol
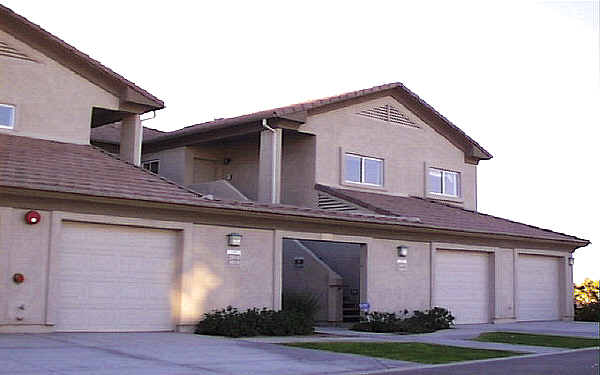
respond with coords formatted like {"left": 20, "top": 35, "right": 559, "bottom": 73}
{"left": 359, "top": 302, "right": 370, "bottom": 312}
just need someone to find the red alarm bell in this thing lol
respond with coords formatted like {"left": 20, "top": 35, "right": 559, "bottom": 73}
{"left": 24, "top": 210, "right": 41, "bottom": 225}
{"left": 13, "top": 273, "right": 25, "bottom": 284}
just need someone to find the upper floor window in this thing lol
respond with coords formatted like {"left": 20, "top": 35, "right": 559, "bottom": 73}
{"left": 344, "top": 153, "right": 383, "bottom": 186}
{"left": 142, "top": 160, "right": 160, "bottom": 174}
{"left": 0, "top": 104, "right": 15, "bottom": 129}
{"left": 428, "top": 168, "right": 460, "bottom": 197}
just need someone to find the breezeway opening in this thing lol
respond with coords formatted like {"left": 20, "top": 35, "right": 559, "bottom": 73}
{"left": 282, "top": 238, "right": 367, "bottom": 324}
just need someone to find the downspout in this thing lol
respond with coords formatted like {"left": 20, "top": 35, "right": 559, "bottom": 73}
{"left": 262, "top": 119, "right": 278, "bottom": 203}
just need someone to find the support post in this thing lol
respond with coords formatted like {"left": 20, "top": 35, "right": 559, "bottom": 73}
{"left": 119, "top": 114, "right": 142, "bottom": 166}
{"left": 258, "top": 127, "right": 282, "bottom": 203}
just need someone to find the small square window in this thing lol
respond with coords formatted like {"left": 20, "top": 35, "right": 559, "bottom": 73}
{"left": 0, "top": 104, "right": 15, "bottom": 129}
{"left": 428, "top": 168, "right": 460, "bottom": 197}
{"left": 142, "top": 160, "right": 160, "bottom": 174}
{"left": 344, "top": 153, "right": 383, "bottom": 186}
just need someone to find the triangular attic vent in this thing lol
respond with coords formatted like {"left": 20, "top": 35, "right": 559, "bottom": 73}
{"left": 0, "top": 40, "right": 37, "bottom": 63}
{"left": 357, "top": 104, "right": 418, "bottom": 128}
{"left": 318, "top": 192, "right": 359, "bottom": 212}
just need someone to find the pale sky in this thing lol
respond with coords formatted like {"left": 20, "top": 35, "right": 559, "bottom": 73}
{"left": 4, "top": 0, "right": 598, "bottom": 282}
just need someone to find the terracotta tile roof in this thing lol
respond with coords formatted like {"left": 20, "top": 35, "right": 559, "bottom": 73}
{"left": 0, "top": 134, "right": 204, "bottom": 204}
{"left": 90, "top": 123, "right": 165, "bottom": 144}
{"left": 0, "top": 134, "right": 424, "bottom": 227}
{"left": 316, "top": 184, "right": 588, "bottom": 244}
{"left": 0, "top": 4, "right": 164, "bottom": 110}
{"left": 0, "top": 133, "right": 586, "bottom": 245}
{"left": 146, "top": 82, "right": 492, "bottom": 160}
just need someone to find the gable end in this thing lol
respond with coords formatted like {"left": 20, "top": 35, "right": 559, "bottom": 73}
{"left": 0, "top": 39, "right": 37, "bottom": 63}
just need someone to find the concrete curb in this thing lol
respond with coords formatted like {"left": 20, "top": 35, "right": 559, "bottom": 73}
{"left": 335, "top": 347, "right": 600, "bottom": 375}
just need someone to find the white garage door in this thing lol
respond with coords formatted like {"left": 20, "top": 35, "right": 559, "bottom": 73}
{"left": 517, "top": 254, "right": 560, "bottom": 321}
{"left": 434, "top": 250, "right": 491, "bottom": 324}
{"left": 55, "top": 222, "right": 178, "bottom": 332}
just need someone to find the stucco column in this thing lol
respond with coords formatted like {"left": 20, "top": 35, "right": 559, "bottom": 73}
{"left": 119, "top": 114, "right": 142, "bottom": 166}
{"left": 258, "top": 128, "right": 282, "bottom": 203}
{"left": 562, "top": 256, "right": 575, "bottom": 320}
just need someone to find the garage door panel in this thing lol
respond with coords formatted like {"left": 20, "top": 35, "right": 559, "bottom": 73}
{"left": 434, "top": 250, "right": 490, "bottom": 324}
{"left": 518, "top": 254, "right": 560, "bottom": 321}
{"left": 55, "top": 222, "right": 178, "bottom": 332}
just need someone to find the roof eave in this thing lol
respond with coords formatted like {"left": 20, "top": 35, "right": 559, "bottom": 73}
{"left": 0, "top": 5, "right": 164, "bottom": 111}
{"left": 1, "top": 185, "right": 589, "bottom": 248}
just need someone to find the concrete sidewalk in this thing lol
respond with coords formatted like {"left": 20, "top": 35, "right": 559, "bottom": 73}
{"left": 0, "top": 322, "right": 597, "bottom": 374}
{"left": 0, "top": 332, "right": 420, "bottom": 375}
{"left": 241, "top": 321, "right": 599, "bottom": 354}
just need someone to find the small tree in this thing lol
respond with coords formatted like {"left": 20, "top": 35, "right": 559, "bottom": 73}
{"left": 574, "top": 278, "right": 599, "bottom": 305}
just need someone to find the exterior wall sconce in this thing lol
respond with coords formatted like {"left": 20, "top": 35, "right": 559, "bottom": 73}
{"left": 227, "top": 233, "right": 242, "bottom": 247}
{"left": 568, "top": 256, "right": 574, "bottom": 266}
{"left": 397, "top": 245, "right": 408, "bottom": 257}
{"left": 24, "top": 210, "right": 41, "bottom": 224}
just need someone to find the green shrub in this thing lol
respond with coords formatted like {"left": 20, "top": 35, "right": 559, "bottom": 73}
{"left": 575, "top": 302, "right": 600, "bottom": 322}
{"left": 399, "top": 307, "right": 455, "bottom": 333}
{"left": 195, "top": 306, "right": 314, "bottom": 337}
{"left": 351, "top": 311, "right": 405, "bottom": 333}
{"left": 351, "top": 307, "right": 454, "bottom": 334}
{"left": 282, "top": 292, "right": 320, "bottom": 320}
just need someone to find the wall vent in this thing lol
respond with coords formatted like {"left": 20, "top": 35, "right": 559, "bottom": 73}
{"left": 0, "top": 41, "right": 37, "bottom": 63}
{"left": 357, "top": 104, "right": 418, "bottom": 128}
{"left": 317, "top": 192, "right": 359, "bottom": 212}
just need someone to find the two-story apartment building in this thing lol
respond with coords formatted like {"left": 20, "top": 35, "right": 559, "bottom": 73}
{"left": 1, "top": 4, "right": 589, "bottom": 333}
{"left": 92, "top": 81, "right": 591, "bottom": 324}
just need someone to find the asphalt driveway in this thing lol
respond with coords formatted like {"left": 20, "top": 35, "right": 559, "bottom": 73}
{"left": 1, "top": 321, "right": 597, "bottom": 375}
{"left": 0, "top": 332, "right": 416, "bottom": 375}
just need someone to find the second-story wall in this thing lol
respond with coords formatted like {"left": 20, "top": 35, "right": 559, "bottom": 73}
{"left": 299, "top": 96, "right": 478, "bottom": 210}
{"left": 143, "top": 132, "right": 317, "bottom": 204}
{"left": 0, "top": 29, "right": 119, "bottom": 145}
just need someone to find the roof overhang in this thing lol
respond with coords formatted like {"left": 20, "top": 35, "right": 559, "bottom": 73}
{"left": 142, "top": 83, "right": 492, "bottom": 162}
{"left": 0, "top": 186, "right": 589, "bottom": 250}
{"left": 0, "top": 5, "right": 164, "bottom": 113}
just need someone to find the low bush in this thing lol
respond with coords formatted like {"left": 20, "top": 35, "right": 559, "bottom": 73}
{"left": 195, "top": 306, "right": 314, "bottom": 337}
{"left": 282, "top": 292, "right": 320, "bottom": 321}
{"left": 575, "top": 302, "right": 600, "bottom": 322}
{"left": 351, "top": 307, "right": 455, "bottom": 334}
{"left": 351, "top": 311, "right": 404, "bottom": 333}
{"left": 400, "top": 307, "right": 455, "bottom": 333}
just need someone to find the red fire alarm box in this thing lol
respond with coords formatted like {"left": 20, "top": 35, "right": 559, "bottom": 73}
{"left": 24, "top": 211, "right": 41, "bottom": 225}
{"left": 13, "top": 273, "right": 25, "bottom": 284}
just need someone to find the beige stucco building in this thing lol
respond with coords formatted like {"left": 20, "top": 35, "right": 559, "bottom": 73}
{"left": 1, "top": 4, "right": 589, "bottom": 333}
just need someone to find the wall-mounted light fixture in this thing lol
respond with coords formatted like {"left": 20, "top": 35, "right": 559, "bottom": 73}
{"left": 397, "top": 246, "right": 409, "bottom": 257}
{"left": 568, "top": 256, "right": 574, "bottom": 266}
{"left": 227, "top": 233, "right": 243, "bottom": 247}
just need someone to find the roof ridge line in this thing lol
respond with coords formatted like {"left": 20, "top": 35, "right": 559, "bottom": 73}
{"left": 175, "top": 82, "right": 403, "bottom": 131}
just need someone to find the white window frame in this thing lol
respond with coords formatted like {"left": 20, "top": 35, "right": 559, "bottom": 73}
{"left": 428, "top": 167, "right": 460, "bottom": 197}
{"left": 142, "top": 159, "right": 160, "bottom": 174}
{"left": 344, "top": 153, "right": 384, "bottom": 187}
{"left": 0, "top": 104, "right": 15, "bottom": 129}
